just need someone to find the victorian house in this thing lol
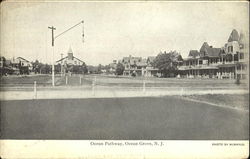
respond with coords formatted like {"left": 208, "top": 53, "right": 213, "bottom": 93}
{"left": 178, "top": 29, "right": 248, "bottom": 79}
{"left": 120, "top": 55, "right": 158, "bottom": 77}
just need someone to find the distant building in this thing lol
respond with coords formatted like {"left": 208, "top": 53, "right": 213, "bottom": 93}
{"left": 178, "top": 29, "right": 248, "bottom": 79}
{"left": 56, "top": 47, "right": 84, "bottom": 66}
{"left": 56, "top": 47, "right": 85, "bottom": 74}
{"left": 11, "top": 57, "right": 32, "bottom": 71}
{"left": 120, "top": 55, "right": 158, "bottom": 77}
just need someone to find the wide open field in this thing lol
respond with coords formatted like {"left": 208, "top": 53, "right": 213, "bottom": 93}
{"left": 0, "top": 74, "right": 248, "bottom": 88}
{"left": 1, "top": 74, "right": 248, "bottom": 140}
{"left": 0, "top": 96, "right": 248, "bottom": 140}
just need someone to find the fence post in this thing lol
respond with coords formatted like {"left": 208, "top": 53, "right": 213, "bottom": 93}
{"left": 34, "top": 81, "right": 37, "bottom": 99}
{"left": 180, "top": 88, "right": 184, "bottom": 96}
{"left": 66, "top": 76, "right": 68, "bottom": 85}
{"left": 80, "top": 76, "right": 82, "bottom": 85}
{"left": 92, "top": 79, "right": 95, "bottom": 96}
{"left": 143, "top": 80, "right": 146, "bottom": 93}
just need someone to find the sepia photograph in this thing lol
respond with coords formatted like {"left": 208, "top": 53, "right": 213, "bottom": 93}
{"left": 0, "top": 0, "right": 249, "bottom": 158}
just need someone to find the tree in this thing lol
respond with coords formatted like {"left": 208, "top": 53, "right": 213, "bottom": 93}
{"left": 41, "top": 64, "right": 51, "bottom": 74}
{"left": 97, "top": 64, "right": 103, "bottom": 74}
{"left": 32, "top": 60, "right": 44, "bottom": 74}
{"left": 116, "top": 62, "right": 125, "bottom": 75}
{"left": 55, "top": 64, "right": 61, "bottom": 74}
{"left": 81, "top": 62, "right": 88, "bottom": 74}
{"left": 153, "top": 51, "right": 183, "bottom": 77}
{"left": 104, "top": 64, "right": 111, "bottom": 74}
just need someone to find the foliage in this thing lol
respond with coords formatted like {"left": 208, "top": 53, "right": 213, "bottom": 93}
{"left": 116, "top": 62, "right": 125, "bottom": 75}
{"left": 32, "top": 60, "right": 43, "bottom": 74}
{"left": 152, "top": 51, "right": 183, "bottom": 77}
{"left": 40, "top": 64, "right": 51, "bottom": 74}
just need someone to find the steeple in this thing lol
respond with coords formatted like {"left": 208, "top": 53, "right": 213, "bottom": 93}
{"left": 68, "top": 46, "right": 73, "bottom": 54}
{"left": 67, "top": 46, "right": 73, "bottom": 60}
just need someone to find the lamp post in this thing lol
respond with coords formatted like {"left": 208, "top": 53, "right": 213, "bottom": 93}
{"left": 48, "top": 20, "right": 84, "bottom": 86}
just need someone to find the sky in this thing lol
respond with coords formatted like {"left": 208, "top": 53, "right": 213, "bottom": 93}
{"left": 1, "top": 1, "right": 249, "bottom": 65}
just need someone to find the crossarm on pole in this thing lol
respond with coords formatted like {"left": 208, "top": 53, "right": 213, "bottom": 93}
{"left": 54, "top": 20, "right": 84, "bottom": 40}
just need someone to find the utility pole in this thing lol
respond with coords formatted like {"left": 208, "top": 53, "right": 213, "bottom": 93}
{"left": 48, "top": 20, "right": 84, "bottom": 87}
{"left": 48, "top": 26, "right": 56, "bottom": 86}
{"left": 60, "top": 53, "right": 63, "bottom": 76}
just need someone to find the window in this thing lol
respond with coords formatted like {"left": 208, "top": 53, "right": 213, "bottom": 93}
{"left": 240, "top": 53, "right": 244, "bottom": 59}
{"left": 228, "top": 46, "right": 233, "bottom": 53}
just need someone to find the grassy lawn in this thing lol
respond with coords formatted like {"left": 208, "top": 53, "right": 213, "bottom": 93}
{"left": 0, "top": 75, "right": 52, "bottom": 86}
{"left": 81, "top": 75, "right": 247, "bottom": 88}
{"left": 1, "top": 96, "right": 248, "bottom": 140}
{"left": 0, "top": 74, "right": 247, "bottom": 90}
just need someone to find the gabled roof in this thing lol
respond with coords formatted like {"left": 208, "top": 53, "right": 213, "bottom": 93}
{"left": 122, "top": 56, "right": 142, "bottom": 64}
{"left": 17, "top": 57, "right": 30, "bottom": 62}
{"left": 188, "top": 50, "right": 200, "bottom": 58}
{"left": 228, "top": 29, "right": 239, "bottom": 42}
{"left": 199, "top": 42, "right": 221, "bottom": 57}
{"left": 202, "top": 47, "right": 221, "bottom": 57}
{"left": 56, "top": 56, "right": 84, "bottom": 63}
{"left": 200, "top": 42, "right": 210, "bottom": 53}
{"left": 74, "top": 56, "right": 84, "bottom": 63}
{"left": 147, "top": 56, "right": 155, "bottom": 63}
{"left": 56, "top": 47, "right": 84, "bottom": 63}
{"left": 56, "top": 57, "right": 67, "bottom": 63}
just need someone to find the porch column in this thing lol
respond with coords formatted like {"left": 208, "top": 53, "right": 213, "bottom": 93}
{"left": 241, "top": 64, "right": 243, "bottom": 79}
{"left": 235, "top": 64, "right": 237, "bottom": 79}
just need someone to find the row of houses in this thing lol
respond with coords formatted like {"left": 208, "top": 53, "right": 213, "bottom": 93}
{"left": 0, "top": 47, "right": 87, "bottom": 76}
{"left": 178, "top": 29, "right": 248, "bottom": 79}
{"left": 109, "top": 29, "right": 248, "bottom": 79}
{"left": 0, "top": 56, "right": 33, "bottom": 75}
{"left": 1, "top": 29, "right": 248, "bottom": 79}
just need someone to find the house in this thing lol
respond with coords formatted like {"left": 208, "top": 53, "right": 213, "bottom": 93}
{"left": 224, "top": 29, "right": 248, "bottom": 79}
{"left": 178, "top": 43, "right": 222, "bottom": 78}
{"left": 120, "top": 55, "right": 158, "bottom": 77}
{"left": 178, "top": 29, "right": 248, "bottom": 79}
{"left": 121, "top": 55, "right": 143, "bottom": 76}
{"left": 6, "top": 57, "right": 32, "bottom": 75}
{"left": 11, "top": 57, "right": 32, "bottom": 71}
